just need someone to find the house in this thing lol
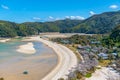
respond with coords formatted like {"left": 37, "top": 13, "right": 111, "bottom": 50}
{"left": 91, "top": 41, "right": 100, "bottom": 44}
{"left": 112, "top": 53, "right": 118, "bottom": 56}
{"left": 113, "top": 46, "right": 117, "bottom": 49}
{"left": 78, "top": 45, "right": 91, "bottom": 51}
{"left": 91, "top": 47, "right": 100, "bottom": 53}
{"left": 98, "top": 53, "right": 108, "bottom": 59}
{"left": 61, "top": 40, "right": 70, "bottom": 44}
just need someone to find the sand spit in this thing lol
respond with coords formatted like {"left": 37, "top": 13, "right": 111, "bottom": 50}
{"left": 17, "top": 42, "right": 36, "bottom": 54}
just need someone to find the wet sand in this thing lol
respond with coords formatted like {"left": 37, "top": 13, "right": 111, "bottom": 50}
{"left": 0, "top": 54, "right": 57, "bottom": 80}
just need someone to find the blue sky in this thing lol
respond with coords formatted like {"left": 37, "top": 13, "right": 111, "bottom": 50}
{"left": 0, "top": 0, "right": 120, "bottom": 23}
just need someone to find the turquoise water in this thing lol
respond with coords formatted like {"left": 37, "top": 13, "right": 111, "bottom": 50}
{"left": 0, "top": 41, "right": 57, "bottom": 63}
{"left": 0, "top": 41, "right": 25, "bottom": 61}
{"left": 0, "top": 41, "right": 58, "bottom": 79}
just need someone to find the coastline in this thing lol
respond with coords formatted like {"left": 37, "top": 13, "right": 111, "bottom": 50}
{"left": 0, "top": 36, "right": 77, "bottom": 80}
{"left": 25, "top": 36, "right": 78, "bottom": 80}
{"left": 0, "top": 39, "right": 58, "bottom": 80}
{"left": 86, "top": 67, "right": 120, "bottom": 80}
{"left": 16, "top": 42, "right": 36, "bottom": 54}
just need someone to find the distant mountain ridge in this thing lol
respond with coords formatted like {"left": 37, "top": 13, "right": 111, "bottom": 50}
{"left": 0, "top": 11, "right": 120, "bottom": 37}
{"left": 72, "top": 11, "right": 120, "bottom": 33}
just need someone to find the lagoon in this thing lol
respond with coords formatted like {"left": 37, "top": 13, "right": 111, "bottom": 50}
{"left": 0, "top": 41, "right": 58, "bottom": 80}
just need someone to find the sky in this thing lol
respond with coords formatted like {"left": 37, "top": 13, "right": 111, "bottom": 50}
{"left": 0, "top": 0, "right": 120, "bottom": 23}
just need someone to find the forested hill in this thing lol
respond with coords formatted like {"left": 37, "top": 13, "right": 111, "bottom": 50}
{"left": 0, "top": 19, "right": 82, "bottom": 37}
{"left": 102, "top": 25, "right": 120, "bottom": 47}
{"left": 1, "top": 11, "right": 120, "bottom": 37}
{"left": 110, "top": 25, "right": 120, "bottom": 43}
{"left": 72, "top": 11, "right": 120, "bottom": 33}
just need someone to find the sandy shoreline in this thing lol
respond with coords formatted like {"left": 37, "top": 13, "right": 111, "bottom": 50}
{"left": 0, "top": 36, "right": 77, "bottom": 80}
{"left": 16, "top": 42, "right": 36, "bottom": 54}
{"left": 25, "top": 36, "right": 78, "bottom": 80}
{"left": 17, "top": 36, "right": 120, "bottom": 80}
{"left": 86, "top": 67, "right": 120, "bottom": 80}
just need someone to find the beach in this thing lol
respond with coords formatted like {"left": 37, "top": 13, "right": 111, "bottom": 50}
{"left": 22, "top": 36, "right": 78, "bottom": 79}
{"left": 86, "top": 67, "right": 120, "bottom": 80}
{"left": 27, "top": 36, "right": 78, "bottom": 80}
{"left": 0, "top": 36, "right": 78, "bottom": 80}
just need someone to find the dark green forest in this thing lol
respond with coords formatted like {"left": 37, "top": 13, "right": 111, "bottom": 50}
{"left": 102, "top": 25, "right": 120, "bottom": 47}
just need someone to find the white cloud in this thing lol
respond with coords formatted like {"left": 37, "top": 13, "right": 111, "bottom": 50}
{"left": 55, "top": 18, "right": 61, "bottom": 20}
{"left": 45, "top": 16, "right": 85, "bottom": 21}
{"left": 75, "top": 16, "right": 85, "bottom": 20}
{"left": 47, "top": 16, "right": 56, "bottom": 21}
{"left": 48, "top": 16, "right": 54, "bottom": 19}
{"left": 70, "top": 16, "right": 76, "bottom": 19}
{"left": 65, "top": 16, "right": 70, "bottom": 19}
{"left": 33, "top": 17, "right": 41, "bottom": 20}
{"left": 1, "top": 5, "right": 9, "bottom": 10}
{"left": 65, "top": 16, "right": 85, "bottom": 20}
{"left": 109, "top": 5, "right": 118, "bottom": 9}
{"left": 89, "top": 11, "right": 96, "bottom": 16}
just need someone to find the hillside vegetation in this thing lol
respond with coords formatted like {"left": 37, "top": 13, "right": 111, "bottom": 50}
{"left": 102, "top": 25, "right": 120, "bottom": 47}
{"left": 1, "top": 11, "right": 120, "bottom": 37}
{"left": 73, "top": 11, "right": 120, "bottom": 33}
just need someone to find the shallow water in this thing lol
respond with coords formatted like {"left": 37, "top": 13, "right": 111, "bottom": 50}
{"left": 0, "top": 41, "right": 58, "bottom": 80}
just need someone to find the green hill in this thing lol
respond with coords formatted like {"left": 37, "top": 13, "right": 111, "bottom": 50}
{"left": 102, "top": 25, "right": 120, "bottom": 47}
{"left": 72, "top": 11, "right": 120, "bottom": 34}
{"left": 110, "top": 25, "right": 120, "bottom": 43}
{"left": 1, "top": 11, "right": 120, "bottom": 37}
{"left": 0, "top": 20, "right": 18, "bottom": 37}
